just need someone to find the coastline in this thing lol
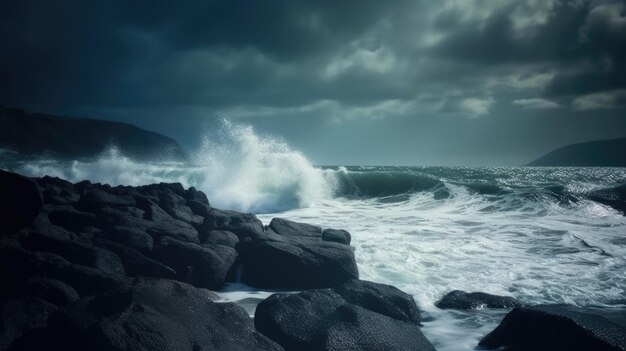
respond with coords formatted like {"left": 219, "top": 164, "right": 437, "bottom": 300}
{"left": 0, "top": 169, "right": 624, "bottom": 351}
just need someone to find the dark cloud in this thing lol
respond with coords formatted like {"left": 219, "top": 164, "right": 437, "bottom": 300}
{"left": 1, "top": 0, "right": 626, "bottom": 165}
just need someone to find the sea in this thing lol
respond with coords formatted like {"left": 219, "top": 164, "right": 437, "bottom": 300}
{"left": 2, "top": 123, "right": 625, "bottom": 350}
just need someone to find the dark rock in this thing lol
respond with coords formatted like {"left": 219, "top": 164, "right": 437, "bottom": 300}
{"left": 333, "top": 279, "right": 421, "bottom": 324}
{"left": 20, "top": 232, "right": 125, "bottom": 275}
{"left": 0, "top": 170, "right": 42, "bottom": 234}
{"left": 77, "top": 188, "right": 136, "bottom": 212}
{"left": 322, "top": 229, "right": 351, "bottom": 245}
{"left": 158, "top": 191, "right": 203, "bottom": 225}
{"left": 199, "top": 229, "right": 240, "bottom": 248}
{"left": 184, "top": 186, "right": 210, "bottom": 205}
{"left": 98, "top": 225, "right": 154, "bottom": 252}
{"left": 0, "top": 297, "right": 57, "bottom": 351}
{"left": 38, "top": 176, "right": 80, "bottom": 205}
{"left": 269, "top": 217, "right": 322, "bottom": 239}
{"left": 313, "top": 304, "right": 435, "bottom": 351}
{"left": 93, "top": 239, "right": 176, "bottom": 279}
{"left": 0, "top": 245, "right": 127, "bottom": 297}
{"left": 47, "top": 207, "right": 97, "bottom": 232}
{"left": 436, "top": 290, "right": 524, "bottom": 310}
{"left": 145, "top": 218, "right": 199, "bottom": 243}
{"left": 20, "top": 277, "right": 79, "bottom": 306}
{"left": 201, "top": 208, "right": 265, "bottom": 239}
{"left": 240, "top": 235, "right": 358, "bottom": 289}
{"left": 153, "top": 236, "right": 237, "bottom": 289}
{"left": 479, "top": 304, "right": 626, "bottom": 351}
{"left": 46, "top": 278, "right": 282, "bottom": 351}
{"left": 255, "top": 279, "right": 433, "bottom": 351}
{"left": 187, "top": 199, "right": 212, "bottom": 217}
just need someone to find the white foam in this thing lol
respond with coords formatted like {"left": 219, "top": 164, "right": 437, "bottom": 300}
{"left": 11, "top": 121, "right": 332, "bottom": 213}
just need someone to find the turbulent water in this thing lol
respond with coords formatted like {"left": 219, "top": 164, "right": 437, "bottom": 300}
{"left": 2, "top": 123, "right": 625, "bottom": 350}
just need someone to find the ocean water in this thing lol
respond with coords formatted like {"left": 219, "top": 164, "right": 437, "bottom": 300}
{"left": 2, "top": 123, "right": 625, "bottom": 350}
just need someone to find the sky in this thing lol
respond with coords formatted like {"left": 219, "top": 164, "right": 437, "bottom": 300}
{"left": 1, "top": 0, "right": 626, "bottom": 166}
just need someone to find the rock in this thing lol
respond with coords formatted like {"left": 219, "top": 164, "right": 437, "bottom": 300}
{"left": 47, "top": 207, "right": 98, "bottom": 232}
{"left": 255, "top": 279, "right": 433, "bottom": 351}
{"left": 240, "top": 235, "right": 358, "bottom": 289}
{"left": 37, "top": 176, "right": 80, "bottom": 205}
{"left": 0, "top": 297, "right": 57, "bottom": 351}
{"left": 153, "top": 236, "right": 237, "bottom": 289}
{"left": 479, "top": 304, "right": 626, "bottom": 351}
{"left": 436, "top": 290, "right": 524, "bottom": 310}
{"left": 322, "top": 229, "right": 351, "bottom": 245}
{"left": 314, "top": 304, "right": 435, "bottom": 351}
{"left": 269, "top": 217, "right": 322, "bottom": 239}
{"left": 145, "top": 218, "right": 199, "bottom": 243}
{"left": 333, "top": 279, "right": 421, "bottom": 324}
{"left": 20, "top": 232, "right": 125, "bottom": 275}
{"left": 0, "top": 245, "right": 127, "bottom": 297}
{"left": 184, "top": 186, "right": 210, "bottom": 205}
{"left": 20, "top": 277, "right": 79, "bottom": 306}
{"left": 46, "top": 278, "right": 283, "bottom": 351}
{"left": 158, "top": 191, "right": 203, "bottom": 225}
{"left": 77, "top": 188, "right": 136, "bottom": 212}
{"left": 93, "top": 239, "right": 176, "bottom": 279}
{"left": 201, "top": 208, "right": 265, "bottom": 240}
{"left": 199, "top": 229, "right": 240, "bottom": 248}
{"left": 0, "top": 170, "right": 42, "bottom": 234}
{"left": 98, "top": 225, "right": 154, "bottom": 252}
{"left": 187, "top": 199, "right": 212, "bottom": 217}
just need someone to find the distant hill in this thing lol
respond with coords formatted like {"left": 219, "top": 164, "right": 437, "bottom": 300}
{"left": 528, "top": 138, "right": 626, "bottom": 167}
{"left": 0, "top": 107, "right": 187, "bottom": 161}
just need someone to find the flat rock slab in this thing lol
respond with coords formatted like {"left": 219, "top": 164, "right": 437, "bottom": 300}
{"left": 479, "top": 304, "right": 626, "bottom": 351}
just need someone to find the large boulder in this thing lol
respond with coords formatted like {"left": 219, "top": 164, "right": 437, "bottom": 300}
{"left": 268, "top": 218, "right": 322, "bottom": 239}
{"left": 240, "top": 237, "right": 358, "bottom": 289}
{"left": 153, "top": 236, "right": 237, "bottom": 289}
{"left": 0, "top": 171, "right": 42, "bottom": 234}
{"left": 479, "top": 304, "right": 626, "bottom": 351}
{"left": 255, "top": 279, "right": 433, "bottom": 351}
{"left": 239, "top": 218, "right": 358, "bottom": 289}
{"left": 44, "top": 278, "right": 283, "bottom": 351}
{"left": 436, "top": 290, "right": 524, "bottom": 310}
{"left": 201, "top": 208, "right": 265, "bottom": 240}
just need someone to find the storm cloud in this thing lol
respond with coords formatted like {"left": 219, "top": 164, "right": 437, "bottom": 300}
{"left": 1, "top": 0, "right": 625, "bottom": 165}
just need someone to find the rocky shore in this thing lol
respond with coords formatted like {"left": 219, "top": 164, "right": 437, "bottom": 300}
{"left": 1, "top": 169, "right": 624, "bottom": 351}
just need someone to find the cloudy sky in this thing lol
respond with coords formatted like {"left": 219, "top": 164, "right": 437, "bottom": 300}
{"left": 1, "top": 0, "right": 625, "bottom": 165}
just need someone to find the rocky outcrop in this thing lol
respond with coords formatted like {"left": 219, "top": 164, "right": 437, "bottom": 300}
{"left": 0, "top": 170, "right": 375, "bottom": 350}
{"left": 479, "top": 304, "right": 626, "bottom": 351}
{"left": 254, "top": 279, "right": 434, "bottom": 351}
{"left": 436, "top": 290, "right": 524, "bottom": 310}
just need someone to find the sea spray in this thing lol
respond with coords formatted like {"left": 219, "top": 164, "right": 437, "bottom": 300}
{"left": 7, "top": 121, "right": 333, "bottom": 213}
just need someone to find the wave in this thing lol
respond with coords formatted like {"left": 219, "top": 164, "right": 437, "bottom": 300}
{"left": 332, "top": 169, "right": 443, "bottom": 198}
{"left": 5, "top": 121, "right": 332, "bottom": 213}
{"left": 3, "top": 121, "right": 626, "bottom": 215}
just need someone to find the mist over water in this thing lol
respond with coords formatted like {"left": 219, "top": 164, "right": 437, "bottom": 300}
{"left": 2, "top": 122, "right": 626, "bottom": 350}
